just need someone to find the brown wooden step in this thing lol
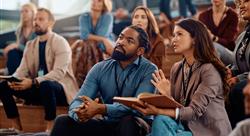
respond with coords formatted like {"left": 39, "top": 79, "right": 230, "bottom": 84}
{"left": 0, "top": 103, "right": 68, "bottom": 132}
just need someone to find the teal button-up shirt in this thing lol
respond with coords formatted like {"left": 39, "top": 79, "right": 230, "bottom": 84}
{"left": 69, "top": 56, "right": 157, "bottom": 121}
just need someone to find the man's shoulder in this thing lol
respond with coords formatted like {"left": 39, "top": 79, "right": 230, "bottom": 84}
{"left": 101, "top": 58, "right": 117, "bottom": 66}
{"left": 139, "top": 57, "right": 158, "bottom": 70}
{"left": 50, "top": 32, "right": 67, "bottom": 41}
{"left": 92, "top": 59, "right": 116, "bottom": 69}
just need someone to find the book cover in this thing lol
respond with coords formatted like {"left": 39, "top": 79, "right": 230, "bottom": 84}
{"left": 113, "top": 93, "right": 183, "bottom": 109}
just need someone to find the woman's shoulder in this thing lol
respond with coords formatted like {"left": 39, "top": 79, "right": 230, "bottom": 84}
{"left": 199, "top": 7, "right": 212, "bottom": 17}
{"left": 79, "top": 12, "right": 91, "bottom": 19}
{"left": 226, "top": 7, "right": 238, "bottom": 18}
{"left": 101, "top": 12, "right": 113, "bottom": 20}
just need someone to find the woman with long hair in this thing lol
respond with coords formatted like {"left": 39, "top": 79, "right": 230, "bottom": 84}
{"left": 1, "top": 3, "right": 37, "bottom": 75}
{"left": 133, "top": 19, "right": 232, "bottom": 136}
{"left": 131, "top": 6, "right": 167, "bottom": 76}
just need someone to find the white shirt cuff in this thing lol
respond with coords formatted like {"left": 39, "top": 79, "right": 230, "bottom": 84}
{"left": 175, "top": 108, "right": 180, "bottom": 120}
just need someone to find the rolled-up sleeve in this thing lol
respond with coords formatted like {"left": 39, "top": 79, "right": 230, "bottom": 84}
{"left": 68, "top": 63, "right": 101, "bottom": 121}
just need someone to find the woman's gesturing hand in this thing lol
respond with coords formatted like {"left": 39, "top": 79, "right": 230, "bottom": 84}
{"left": 151, "top": 69, "right": 171, "bottom": 96}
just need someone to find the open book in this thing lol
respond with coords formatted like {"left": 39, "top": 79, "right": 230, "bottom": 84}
{"left": 0, "top": 75, "right": 22, "bottom": 82}
{"left": 113, "top": 93, "right": 183, "bottom": 108}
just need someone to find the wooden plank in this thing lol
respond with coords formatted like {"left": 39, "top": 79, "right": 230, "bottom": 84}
{"left": 0, "top": 104, "right": 68, "bottom": 132}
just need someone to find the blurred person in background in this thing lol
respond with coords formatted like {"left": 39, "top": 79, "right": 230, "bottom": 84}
{"left": 226, "top": 0, "right": 250, "bottom": 129}
{"left": 229, "top": 73, "right": 250, "bottom": 136}
{"left": 131, "top": 6, "right": 167, "bottom": 77}
{"left": 0, "top": 3, "right": 37, "bottom": 75}
{"left": 72, "top": 0, "right": 114, "bottom": 86}
{"left": 199, "top": 0, "right": 239, "bottom": 65}
{"left": 112, "top": 0, "right": 142, "bottom": 37}
{"left": 0, "top": 8, "right": 78, "bottom": 133}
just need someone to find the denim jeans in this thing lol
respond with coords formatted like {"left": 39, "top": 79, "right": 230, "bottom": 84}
{"left": 148, "top": 115, "right": 192, "bottom": 136}
{"left": 178, "top": 0, "right": 197, "bottom": 17}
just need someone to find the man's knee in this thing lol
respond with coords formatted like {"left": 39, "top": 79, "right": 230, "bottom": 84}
{"left": 39, "top": 81, "right": 55, "bottom": 95}
{"left": 116, "top": 116, "right": 142, "bottom": 136}
{"left": 40, "top": 80, "right": 54, "bottom": 89}
{"left": 0, "top": 81, "right": 11, "bottom": 95}
{"left": 7, "top": 49, "right": 20, "bottom": 57}
{"left": 51, "top": 114, "right": 73, "bottom": 136}
{"left": 54, "top": 114, "right": 71, "bottom": 126}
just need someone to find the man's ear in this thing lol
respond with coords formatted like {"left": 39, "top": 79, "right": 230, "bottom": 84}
{"left": 137, "top": 47, "right": 145, "bottom": 56}
{"left": 49, "top": 21, "right": 55, "bottom": 29}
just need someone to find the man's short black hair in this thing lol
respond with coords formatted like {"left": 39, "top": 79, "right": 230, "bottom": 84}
{"left": 127, "top": 25, "right": 151, "bottom": 53}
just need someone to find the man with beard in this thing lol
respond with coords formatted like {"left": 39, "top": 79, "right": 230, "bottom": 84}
{"left": 50, "top": 25, "right": 157, "bottom": 136}
{"left": 0, "top": 8, "right": 78, "bottom": 133}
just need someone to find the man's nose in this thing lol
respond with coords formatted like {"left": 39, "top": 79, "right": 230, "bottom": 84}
{"left": 118, "top": 38, "right": 127, "bottom": 45}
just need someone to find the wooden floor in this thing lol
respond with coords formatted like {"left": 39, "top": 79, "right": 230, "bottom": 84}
{"left": 0, "top": 104, "right": 68, "bottom": 132}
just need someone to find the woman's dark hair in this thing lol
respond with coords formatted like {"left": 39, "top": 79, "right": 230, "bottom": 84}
{"left": 128, "top": 25, "right": 151, "bottom": 53}
{"left": 176, "top": 19, "right": 229, "bottom": 93}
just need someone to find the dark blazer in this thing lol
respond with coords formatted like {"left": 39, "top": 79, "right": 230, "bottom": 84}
{"left": 170, "top": 60, "right": 232, "bottom": 136}
{"left": 232, "top": 28, "right": 250, "bottom": 81}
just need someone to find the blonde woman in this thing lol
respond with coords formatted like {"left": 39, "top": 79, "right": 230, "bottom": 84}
{"left": 72, "top": 0, "right": 114, "bottom": 86}
{"left": 79, "top": 0, "right": 113, "bottom": 55}
{"left": 2, "top": 3, "right": 36, "bottom": 75}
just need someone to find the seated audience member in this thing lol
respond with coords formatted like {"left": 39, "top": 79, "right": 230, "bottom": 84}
{"left": 0, "top": 3, "right": 37, "bottom": 75}
{"left": 199, "top": 0, "right": 238, "bottom": 65}
{"left": 112, "top": 0, "right": 142, "bottom": 36}
{"left": 0, "top": 8, "right": 78, "bottom": 132}
{"left": 131, "top": 6, "right": 167, "bottom": 76}
{"left": 50, "top": 25, "right": 157, "bottom": 136}
{"left": 132, "top": 19, "right": 232, "bottom": 136}
{"left": 229, "top": 73, "right": 250, "bottom": 136}
{"left": 72, "top": 0, "right": 114, "bottom": 86}
{"left": 227, "top": 0, "right": 250, "bottom": 128}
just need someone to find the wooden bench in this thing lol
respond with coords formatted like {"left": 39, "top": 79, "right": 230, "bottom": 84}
{"left": 0, "top": 103, "right": 68, "bottom": 132}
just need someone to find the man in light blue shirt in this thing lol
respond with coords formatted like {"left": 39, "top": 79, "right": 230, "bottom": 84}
{"left": 51, "top": 25, "right": 157, "bottom": 136}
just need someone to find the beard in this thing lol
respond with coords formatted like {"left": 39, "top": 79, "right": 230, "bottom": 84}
{"left": 111, "top": 46, "right": 137, "bottom": 61}
{"left": 35, "top": 26, "right": 48, "bottom": 35}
